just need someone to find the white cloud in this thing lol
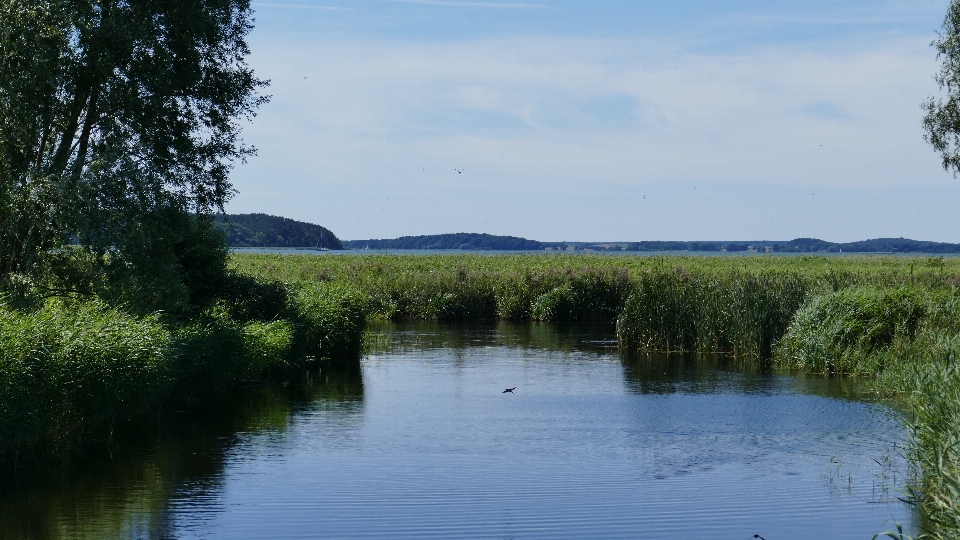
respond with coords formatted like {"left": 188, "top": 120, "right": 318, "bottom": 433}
{"left": 231, "top": 31, "right": 955, "bottom": 239}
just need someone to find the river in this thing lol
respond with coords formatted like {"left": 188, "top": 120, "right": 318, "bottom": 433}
{"left": 0, "top": 322, "right": 914, "bottom": 539}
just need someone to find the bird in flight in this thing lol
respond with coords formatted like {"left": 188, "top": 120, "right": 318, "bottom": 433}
{"left": 503, "top": 387, "right": 516, "bottom": 393}
{"left": 455, "top": 169, "right": 463, "bottom": 174}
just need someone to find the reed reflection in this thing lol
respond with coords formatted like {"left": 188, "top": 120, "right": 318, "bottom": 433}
{"left": 619, "top": 350, "right": 882, "bottom": 402}
{"left": 0, "top": 367, "right": 364, "bottom": 540}
{"left": 366, "top": 320, "right": 618, "bottom": 355}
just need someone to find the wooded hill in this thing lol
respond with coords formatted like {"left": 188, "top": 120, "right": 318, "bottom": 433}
{"left": 216, "top": 214, "right": 344, "bottom": 249}
{"left": 347, "top": 234, "right": 960, "bottom": 253}
{"left": 343, "top": 233, "right": 542, "bottom": 251}
{"left": 680, "top": 238, "right": 960, "bottom": 253}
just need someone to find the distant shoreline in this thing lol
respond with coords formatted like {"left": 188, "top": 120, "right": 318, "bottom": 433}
{"left": 229, "top": 247, "right": 960, "bottom": 257}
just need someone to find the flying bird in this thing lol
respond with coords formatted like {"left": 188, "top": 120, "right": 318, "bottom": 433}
{"left": 503, "top": 387, "right": 516, "bottom": 393}
{"left": 455, "top": 169, "right": 463, "bottom": 174}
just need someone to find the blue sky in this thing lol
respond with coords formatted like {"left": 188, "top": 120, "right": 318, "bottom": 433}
{"left": 228, "top": 0, "right": 959, "bottom": 242}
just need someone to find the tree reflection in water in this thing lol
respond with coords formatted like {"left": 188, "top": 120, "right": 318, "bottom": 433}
{"left": 0, "top": 366, "right": 363, "bottom": 540}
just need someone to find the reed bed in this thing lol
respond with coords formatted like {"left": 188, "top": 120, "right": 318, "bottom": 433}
{"left": 0, "top": 280, "right": 368, "bottom": 455}
{"left": 616, "top": 268, "right": 809, "bottom": 357}
{"left": 774, "top": 287, "right": 935, "bottom": 375}
{"left": 231, "top": 253, "right": 960, "bottom": 355}
{"left": 0, "top": 301, "right": 172, "bottom": 453}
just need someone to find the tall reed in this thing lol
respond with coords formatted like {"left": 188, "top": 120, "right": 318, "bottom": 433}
{"left": 616, "top": 267, "right": 810, "bottom": 357}
{"left": 771, "top": 286, "right": 960, "bottom": 538}
{"left": 0, "top": 277, "right": 369, "bottom": 455}
{"left": 232, "top": 253, "right": 960, "bottom": 348}
{"left": 0, "top": 301, "right": 172, "bottom": 452}
{"left": 774, "top": 287, "right": 932, "bottom": 374}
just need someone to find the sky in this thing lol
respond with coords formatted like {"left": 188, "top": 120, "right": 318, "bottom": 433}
{"left": 228, "top": 0, "right": 960, "bottom": 243}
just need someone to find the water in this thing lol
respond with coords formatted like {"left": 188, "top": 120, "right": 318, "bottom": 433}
{"left": 0, "top": 322, "right": 914, "bottom": 539}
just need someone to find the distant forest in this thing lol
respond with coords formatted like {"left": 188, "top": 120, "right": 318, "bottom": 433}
{"left": 682, "top": 238, "right": 960, "bottom": 254}
{"left": 215, "top": 215, "right": 960, "bottom": 253}
{"left": 346, "top": 234, "right": 960, "bottom": 253}
{"left": 215, "top": 214, "right": 344, "bottom": 249}
{"left": 343, "top": 233, "right": 542, "bottom": 251}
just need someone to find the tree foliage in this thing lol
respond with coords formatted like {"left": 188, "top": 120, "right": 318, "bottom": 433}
{"left": 0, "top": 0, "right": 267, "bottom": 306}
{"left": 924, "top": 0, "right": 960, "bottom": 176}
{"left": 217, "top": 213, "right": 344, "bottom": 249}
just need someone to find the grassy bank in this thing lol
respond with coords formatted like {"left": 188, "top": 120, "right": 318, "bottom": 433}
{"left": 0, "top": 280, "right": 368, "bottom": 456}
{"left": 231, "top": 253, "right": 959, "bottom": 354}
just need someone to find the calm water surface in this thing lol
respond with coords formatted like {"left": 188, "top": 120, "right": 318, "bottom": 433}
{"left": 0, "top": 322, "right": 914, "bottom": 539}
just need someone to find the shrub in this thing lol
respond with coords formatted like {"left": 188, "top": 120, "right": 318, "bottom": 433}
{"left": 0, "top": 276, "right": 369, "bottom": 454}
{"left": 242, "top": 320, "right": 295, "bottom": 375}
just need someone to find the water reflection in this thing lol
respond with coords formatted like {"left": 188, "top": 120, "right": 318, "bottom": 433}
{"left": 620, "top": 351, "right": 879, "bottom": 401}
{"left": 366, "top": 320, "right": 619, "bottom": 354}
{"left": 0, "top": 368, "right": 363, "bottom": 540}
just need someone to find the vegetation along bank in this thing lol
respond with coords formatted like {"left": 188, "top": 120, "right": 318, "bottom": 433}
{"left": 0, "top": 2, "right": 365, "bottom": 463}
{"left": 0, "top": 257, "right": 368, "bottom": 458}
{"left": 234, "top": 252, "right": 960, "bottom": 539}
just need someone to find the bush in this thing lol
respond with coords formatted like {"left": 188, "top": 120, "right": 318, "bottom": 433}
{"left": 169, "top": 311, "right": 248, "bottom": 396}
{"left": 242, "top": 320, "right": 295, "bottom": 375}
{"left": 217, "top": 271, "right": 291, "bottom": 323}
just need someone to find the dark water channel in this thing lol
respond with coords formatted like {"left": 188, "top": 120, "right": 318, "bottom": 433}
{"left": 0, "top": 322, "right": 914, "bottom": 539}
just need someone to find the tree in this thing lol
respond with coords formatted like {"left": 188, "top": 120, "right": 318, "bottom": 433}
{"left": 924, "top": 0, "right": 960, "bottom": 175}
{"left": 0, "top": 0, "right": 267, "bottom": 305}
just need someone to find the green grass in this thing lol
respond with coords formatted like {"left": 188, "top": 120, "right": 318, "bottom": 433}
{"left": 0, "top": 300, "right": 172, "bottom": 453}
{"left": 231, "top": 253, "right": 960, "bottom": 355}
{"left": 616, "top": 268, "right": 809, "bottom": 357}
{"left": 852, "top": 330, "right": 960, "bottom": 540}
{"left": 291, "top": 282, "right": 370, "bottom": 363}
{"left": 0, "top": 278, "right": 369, "bottom": 455}
{"left": 774, "top": 287, "right": 933, "bottom": 374}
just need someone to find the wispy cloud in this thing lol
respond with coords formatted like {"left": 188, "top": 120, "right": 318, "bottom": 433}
{"left": 242, "top": 34, "right": 941, "bottom": 193}
{"left": 253, "top": 0, "right": 544, "bottom": 13}
{"left": 251, "top": 2, "right": 351, "bottom": 10}
{"left": 384, "top": 0, "right": 546, "bottom": 8}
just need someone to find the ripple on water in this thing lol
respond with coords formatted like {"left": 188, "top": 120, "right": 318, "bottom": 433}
{"left": 164, "top": 324, "right": 912, "bottom": 540}
{"left": 0, "top": 323, "right": 913, "bottom": 540}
